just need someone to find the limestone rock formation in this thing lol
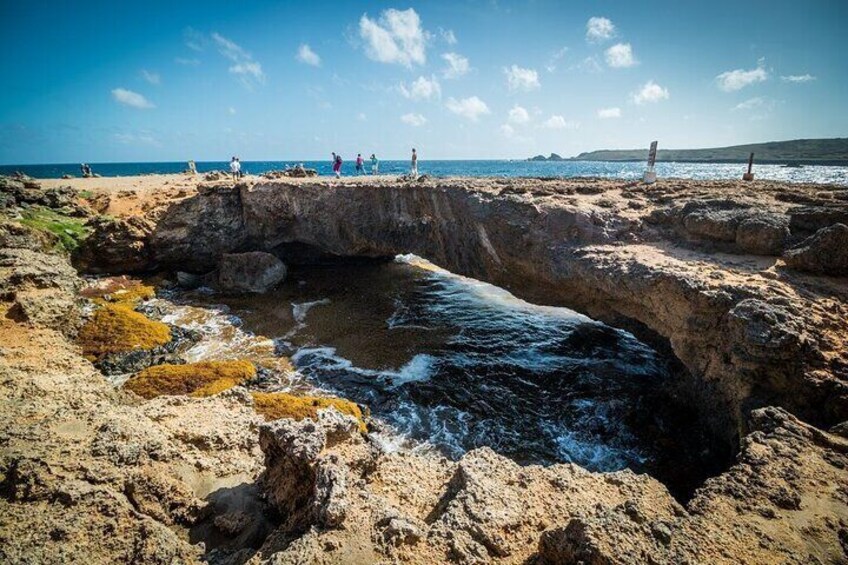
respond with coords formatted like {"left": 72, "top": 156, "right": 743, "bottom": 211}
{"left": 146, "top": 178, "right": 848, "bottom": 442}
{"left": 217, "top": 251, "right": 287, "bottom": 293}
{"left": 74, "top": 215, "right": 155, "bottom": 274}
{"left": 783, "top": 223, "right": 848, "bottom": 275}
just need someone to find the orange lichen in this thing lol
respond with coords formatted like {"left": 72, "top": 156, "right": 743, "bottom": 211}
{"left": 77, "top": 304, "right": 171, "bottom": 359}
{"left": 124, "top": 360, "right": 257, "bottom": 399}
{"left": 251, "top": 391, "right": 367, "bottom": 432}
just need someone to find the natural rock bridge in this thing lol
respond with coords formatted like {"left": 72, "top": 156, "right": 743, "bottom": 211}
{"left": 143, "top": 177, "right": 848, "bottom": 446}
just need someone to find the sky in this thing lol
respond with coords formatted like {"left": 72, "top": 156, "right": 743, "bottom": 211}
{"left": 1, "top": 0, "right": 846, "bottom": 164}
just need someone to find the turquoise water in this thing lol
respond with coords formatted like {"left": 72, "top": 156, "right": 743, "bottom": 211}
{"left": 3, "top": 159, "right": 847, "bottom": 185}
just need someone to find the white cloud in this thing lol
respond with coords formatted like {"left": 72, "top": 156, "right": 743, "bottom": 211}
{"left": 632, "top": 80, "right": 669, "bottom": 104}
{"left": 541, "top": 115, "right": 579, "bottom": 130}
{"left": 359, "top": 8, "right": 427, "bottom": 67}
{"left": 184, "top": 27, "right": 204, "bottom": 51}
{"left": 605, "top": 43, "right": 637, "bottom": 68}
{"left": 597, "top": 107, "right": 622, "bottom": 119}
{"left": 500, "top": 124, "right": 515, "bottom": 137}
{"left": 439, "top": 28, "right": 457, "bottom": 45}
{"left": 545, "top": 47, "right": 568, "bottom": 72}
{"left": 296, "top": 44, "right": 321, "bottom": 66}
{"left": 401, "top": 113, "right": 427, "bottom": 126}
{"left": 445, "top": 96, "right": 490, "bottom": 121}
{"left": 114, "top": 132, "right": 159, "bottom": 146}
{"left": 508, "top": 105, "right": 530, "bottom": 124}
{"left": 111, "top": 88, "right": 155, "bottom": 109}
{"left": 441, "top": 52, "right": 469, "bottom": 79}
{"left": 399, "top": 75, "right": 441, "bottom": 101}
{"left": 504, "top": 65, "right": 540, "bottom": 91}
{"left": 211, "top": 32, "right": 264, "bottom": 86}
{"left": 781, "top": 74, "right": 816, "bottom": 83}
{"left": 733, "top": 97, "right": 764, "bottom": 111}
{"left": 140, "top": 70, "right": 160, "bottom": 85}
{"left": 578, "top": 56, "right": 603, "bottom": 73}
{"left": 175, "top": 57, "right": 200, "bottom": 66}
{"left": 716, "top": 63, "right": 767, "bottom": 91}
{"left": 586, "top": 17, "right": 615, "bottom": 43}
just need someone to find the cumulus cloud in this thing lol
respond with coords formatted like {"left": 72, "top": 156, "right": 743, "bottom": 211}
{"left": 632, "top": 81, "right": 669, "bottom": 104}
{"left": 586, "top": 17, "right": 615, "bottom": 43}
{"left": 439, "top": 28, "right": 457, "bottom": 45}
{"left": 441, "top": 52, "right": 470, "bottom": 79}
{"left": 359, "top": 8, "right": 427, "bottom": 67}
{"left": 399, "top": 75, "right": 441, "bottom": 101}
{"left": 401, "top": 112, "right": 427, "bottom": 126}
{"left": 111, "top": 88, "right": 155, "bottom": 109}
{"left": 212, "top": 32, "right": 264, "bottom": 86}
{"left": 541, "top": 115, "right": 579, "bottom": 130}
{"left": 296, "top": 44, "right": 321, "bottom": 66}
{"left": 716, "top": 62, "right": 767, "bottom": 92}
{"left": 445, "top": 96, "right": 490, "bottom": 121}
{"left": 508, "top": 105, "right": 530, "bottom": 124}
{"left": 140, "top": 70, "right": 160, "bottom": 85}
{"left": 504, "top": 65, "right": 540, "bottom": 91}
{"left": 597, "top": 107, "right": 622, "bottom": 119}
{"left": 605, "top": 43, "right": 637, "bottom": 68}
{"left": 781, "top": 74, "right": 816, "bottom": 83}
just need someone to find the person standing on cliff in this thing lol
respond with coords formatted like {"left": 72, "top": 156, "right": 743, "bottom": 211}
{"left": 355, "top": 153, "right": 365, "bottom": 175}
{"left": 371, "top": 153, "right": 379, "bottom": 175}
{"left": 229, "top": 157, "right": 240, "bottom": 181}
{"left": 332, "top": 152, "right": 343, "bottom": 178}
{"left": 411, "top": 148, "right": 418, "bottom": 179}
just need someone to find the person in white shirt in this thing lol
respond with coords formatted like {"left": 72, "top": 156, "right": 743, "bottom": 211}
{"left": 230, "top": 156, "right": 240, "bottom": 181}
{"left": 411, "top": 148, "right": 418, "bottom": 179}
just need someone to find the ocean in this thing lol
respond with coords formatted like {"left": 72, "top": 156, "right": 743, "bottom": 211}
{"left": 2, "top": 159, "right": 847, "bottom": 185}
{"left": 147, "top": 255, "right": 724, "bottom": 500}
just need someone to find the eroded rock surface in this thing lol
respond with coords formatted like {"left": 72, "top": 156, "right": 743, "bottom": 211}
{"left": 3, "top": 175, "right": 848, "bottom": 564}
{"left": 149, "top": 177, "right": 848, "bottom": 440}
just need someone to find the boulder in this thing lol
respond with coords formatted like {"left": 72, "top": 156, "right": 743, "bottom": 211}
{"left": 735, "top": 214, "right": 789, "bottom": 255}
{"left": 783, "top": 223, "right": 848, "bottom": 276}
{"left": 217, "top": 251, "right": 287, "bottom": 293}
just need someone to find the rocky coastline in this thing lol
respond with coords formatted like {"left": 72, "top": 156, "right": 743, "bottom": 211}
{"left": 1, "top": 173, "right": 847, "bottom": 564}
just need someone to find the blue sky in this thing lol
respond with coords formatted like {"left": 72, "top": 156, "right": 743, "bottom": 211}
{"left": 1, "top": 0, "right": 845, "bottom": 164}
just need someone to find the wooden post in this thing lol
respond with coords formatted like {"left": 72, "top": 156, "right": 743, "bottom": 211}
{"left": 742, "top": 152, "right": 754, "bottom": 181}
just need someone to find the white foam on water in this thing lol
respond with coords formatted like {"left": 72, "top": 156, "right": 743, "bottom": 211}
{"left": 292, "top": 298, "right": 331, "bottom": 324}
{"left": 155, "top": 299, "right": 275, "bottom": 362}
{"left": 395, "top": 254, "right": 589, "bottom": 322}
{"left": 292, "top": 346, "right": 436, "bottom": 387}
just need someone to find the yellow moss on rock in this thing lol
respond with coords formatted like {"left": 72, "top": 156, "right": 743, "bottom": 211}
{"left": 77, "top": 303, "right": 171, "bottom": 358}
{"left": 124, "top": 360, "right": 257, "bottom": 399}
{"left": 80, "top": 277, "right": 156, "bottom": 308}
{"left": 251, "top": 392, "right": 367, "bottom": 432}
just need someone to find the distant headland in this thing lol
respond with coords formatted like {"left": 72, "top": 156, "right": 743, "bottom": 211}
{"left": 529, "top": 138, "right": 848, "bottom": 165}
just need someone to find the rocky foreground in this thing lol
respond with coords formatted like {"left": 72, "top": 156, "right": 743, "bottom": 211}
{"left": 1, "top": 174, "right": 848, "bottom": 564}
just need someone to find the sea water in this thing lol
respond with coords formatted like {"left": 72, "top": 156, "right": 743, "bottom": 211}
{"left": 3, "top": 159, "right": 847, "bottom": 185}
{"left": 152, "top": 255, "right": 721, "bottom": 499}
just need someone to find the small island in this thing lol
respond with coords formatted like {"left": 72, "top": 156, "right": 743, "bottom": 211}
{"left": 527, "top": 153, "right": 565, "bottom": 162}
